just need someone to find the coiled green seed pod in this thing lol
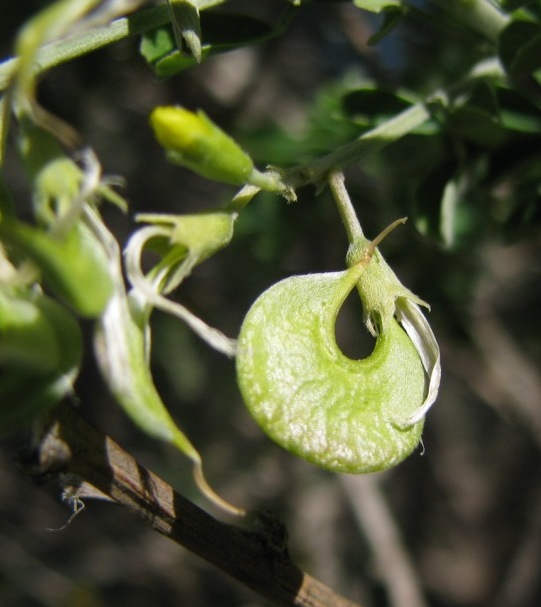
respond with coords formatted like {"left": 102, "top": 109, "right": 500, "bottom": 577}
{"left": 236, "top": 264, "right": 426, "bottom": 473}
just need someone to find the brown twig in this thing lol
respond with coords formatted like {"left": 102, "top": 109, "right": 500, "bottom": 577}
{"left": 19, "top": 402, "right": 362, "bottom": 607}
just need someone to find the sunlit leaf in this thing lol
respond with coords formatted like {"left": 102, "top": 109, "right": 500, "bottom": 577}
{"left": 167, "top": 0, "right": 202, "bottom": 63}
{"left": 353, "top": 0, "right": 402, "bottom": 11}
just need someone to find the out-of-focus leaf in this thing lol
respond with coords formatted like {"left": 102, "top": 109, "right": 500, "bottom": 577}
{"left": 140, "top": 23, "right": 176, "bottom": 64}
{"left": 0, "top": 290, "right": 82, "bottom": 435}
{"left": 353, "top": 0, "right": 402, "bottom": 11}
{"left": 240, "top": 82, "right": 361, "bottom": 166}
{"left": 368, "top": 6, "right": 406, "bottom": 45}
{"left": 499, "top": 20, "right": 541, "bottom": 77}
{"left": 446, "top": 82, "right": 504, "bottom": 147}
{"left": 447, "top": 83, "right": 541, "bottom": 147}
{"left": 343, "top": 87, "right": 437, "bottom": 134}
{"left": 340, "top": 0, "right": 409, "bottom": 47}
{"left": 504, "top": 189, "right": 541, "bottom": 237}
{"left": 0, "top": 370, "right": 75, "bottom": 435}
{"left": 0, "top": 172, "right": 15, "bottom": 220}
{"left": 498, "top": 0, "right": 538, "bottom": 13}
{"left": 167, "top": 0, "right": 202, "bottom": 63}
{"left": 0, "top": 290, "right": 60, "bottom": 372}
{"left": 497, "top": 87, "right": 541, "bottom": 133}
{"left": 447, "top": 106, "right": 508, "bottom": 147}
{"left": 141, "top": 12, "right": 279, "bottom": 77}
{"left": 342, "top": 88, "right": 413, "bottom": 127}
{"left": 467, "top": 80, "right": 500, "bottom": 117}
{"left": 193, "top": 0, "right": 226, "bottom": 7}
{"left": 0, "top": 220, "right": 113, "bottom": 317}
{"left": 413, "top": 160, "right": 460, "bottom": 245}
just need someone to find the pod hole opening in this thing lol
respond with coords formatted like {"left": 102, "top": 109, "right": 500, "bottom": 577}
{"left": 335, "top": 290, "right": 376, "bottom": 360}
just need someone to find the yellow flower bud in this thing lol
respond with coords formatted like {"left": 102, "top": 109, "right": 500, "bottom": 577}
{"left": 150, "top": 106, "right": 254, "bottom": 185}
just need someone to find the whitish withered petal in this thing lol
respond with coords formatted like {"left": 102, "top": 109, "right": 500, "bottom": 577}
{"left": 124, "top": 225, "right": 237, "bottom": 357}
{"left": 395, "top": 297, "right": 441, "bottom": 426}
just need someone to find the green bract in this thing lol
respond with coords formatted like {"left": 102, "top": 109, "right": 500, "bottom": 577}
{"left": 124, "top": 211, "right": 238, "bottom": 356}
{"left": 345, "top": 225, "right": 428, "bottom": 337}
{"left": 236, "top": 264, "right": 426, "bottom": 473}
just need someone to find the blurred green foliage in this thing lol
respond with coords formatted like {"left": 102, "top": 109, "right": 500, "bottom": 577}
{"left": 1, "top": 1, "right": 541, "bottom": 605}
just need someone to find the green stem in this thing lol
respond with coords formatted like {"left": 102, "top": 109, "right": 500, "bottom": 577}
{"left": 284, "top": 56, "right": 507, "bottom": 190}
{"left": 287, "top": 101, "right": 434, "bottom": 188}
{"left": 0, "top": 4, "right": 172, "bottom": 92}
{"left": 327, "top": 169, "right": 364, "bottom": 243}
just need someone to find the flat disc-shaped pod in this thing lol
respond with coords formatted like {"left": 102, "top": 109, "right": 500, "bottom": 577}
{"left": 236, "top": 265, "right": 426, "bottom": 473}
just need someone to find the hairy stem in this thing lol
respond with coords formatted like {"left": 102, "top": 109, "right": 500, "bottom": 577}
{"left": 328, "top": 169, "right": 364, "bottom": 243}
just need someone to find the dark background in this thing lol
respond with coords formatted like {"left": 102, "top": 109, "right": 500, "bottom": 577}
{"left": 1, "top": 2, "right": 541, "bottom": 606}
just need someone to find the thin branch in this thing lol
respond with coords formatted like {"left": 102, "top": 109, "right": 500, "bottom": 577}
{"left": 340, "top": 475, "right": 428, "bottom": 607}
{"left": 285, "top": 102, "right": 434, "bottom": 189}
{"left": 328, "top": 169, "right": 365, "bottom": 243}
{"left": 495, "top": 486, "right": 541, "bottom": 607}
{"left": 20, "top": 402, "right": 362, "bottom": 607}
{"left": 425, "top": 0, "right": 508, "bottom": 43}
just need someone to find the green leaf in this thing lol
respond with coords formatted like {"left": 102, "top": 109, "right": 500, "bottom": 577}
{"left": 141, "top": 12, "right": 279, "bottom": 77}
{"left": 413, "top": 160, "right": 462, "bottom": 246}
{"left": 498, "top": 0, "right": 538, "bottom": 13}
{"left": 96, "top": 290, "right": 201, "bottom": 457}
{"left": 139, "top": 24, "right": 176, "bottom": 64}
{"left": 499, "top": 20, "right": 541, "bottom": 77}
{"left": 342, "top": 87, "right": 414, "bottom": 130}
{"left": 0, "top": 369, "right": 76, "bottom": 436}
{"left": 353, "top": 0, "right": 402, "bottom": 11}
{"left": 445, "top": 83, "right": 541, "bottom": 147}
{"left": 0, "top": 171, "right": 16, "bottom": 221}
{"left": 352, "top": 2, "right": 407, "bottom": 46}
{"left": 166, "top": 0, "right": 202, "bottom": 63}
{"left": 0, "top": 290, "right": 61, "bottom": 371}
{"left": 0, "top": 287, "right": 82, "bottom": 372}
{"left": 497, "top": 87, "right": 541, "bottom": 133}
{"left": 0, "top": 220, "right": 114, "bottom": 317}
{"left": 0, "top": 289, "right": 82, "bottom": 435}
{"left": 236, "top": 265, "right": 426, "bottom": 473}
{"left": 447, "top": 106, "right": 508, "bottom": 147}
